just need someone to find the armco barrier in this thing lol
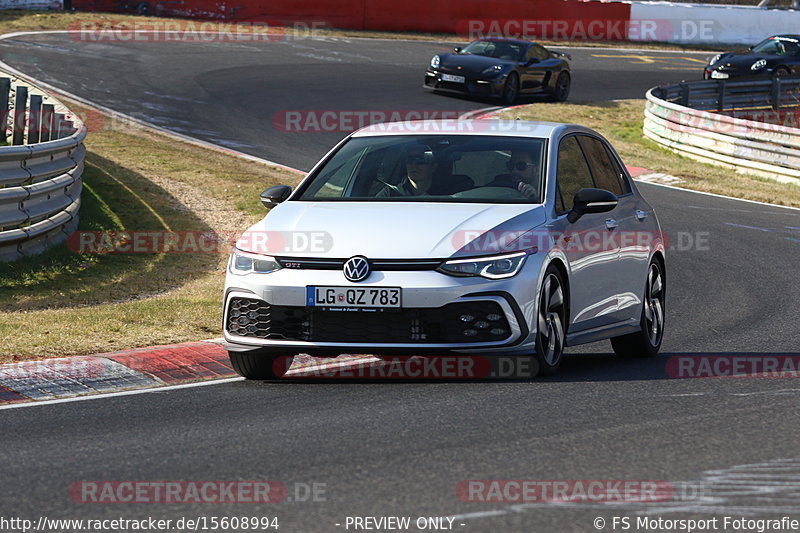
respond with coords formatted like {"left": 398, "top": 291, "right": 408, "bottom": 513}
{"left": 643, "top": 80, "right": 800, "bottom": 185}
{"left": 0, "top": 70, "right": 86, "bottom": 262}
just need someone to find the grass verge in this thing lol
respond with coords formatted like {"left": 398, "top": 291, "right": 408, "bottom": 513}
{"left": 499, "top": 100, "right": 800, "bottom": 208}
{"left": 0, "top": 105, "right": 300, "bottom": 362}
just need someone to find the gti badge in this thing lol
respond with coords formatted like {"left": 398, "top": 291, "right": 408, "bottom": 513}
{"left": 343, "top": 256, "right": 370, "bottom": 282}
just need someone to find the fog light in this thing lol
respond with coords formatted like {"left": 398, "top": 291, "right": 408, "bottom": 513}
{"left": 460, "top": 314, "right": 475, "bottom": 322}
{"left": 238, "top": 317, "right": 248, "bottom": 325}
{"left": 230, "top": 309, "right": 241, "bottom": 318}
{"left": 474, "top": 321, "right": 489, "bottom": 329}
{"left": 248, "top": 310, "right": 258, "bottom": 319}
{"left": 486, "top": 313, "right": 501, "bottom": 321}
{"left": 463, "top": 329, "right": 478, "bottom": 337}
{"left": 490, "top": 328, "right": 506, "bottom": 336}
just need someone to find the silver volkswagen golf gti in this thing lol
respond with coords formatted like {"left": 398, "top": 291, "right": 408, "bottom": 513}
{"left": 223, "top": 120, "right": 666, "bottom": 379}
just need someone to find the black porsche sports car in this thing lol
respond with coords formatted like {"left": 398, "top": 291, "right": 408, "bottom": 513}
{"left": 424, "top": 38, "right": 571, "bottom": 104}
{"left": 704, "top": 34, "right": 800, "bottom": 80}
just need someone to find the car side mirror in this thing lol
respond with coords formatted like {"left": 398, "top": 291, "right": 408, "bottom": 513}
{"left": 453, "top": 46, "right": 462, "bottom": 53}
{"left": 525, "top": 58, "right": 539, "bottom": 66}
{"left": 567, "top": 188, "right": 618, "bottom": 223}
{"left": 260, "top": 185, "right": 292, "bottom": 209}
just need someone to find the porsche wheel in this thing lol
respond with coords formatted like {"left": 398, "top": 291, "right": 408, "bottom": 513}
{"left": 550, "top": 71, "right": 571, "bottom": 102}
{"left": 502, "top": 73, "right": 519, "bottom": 105}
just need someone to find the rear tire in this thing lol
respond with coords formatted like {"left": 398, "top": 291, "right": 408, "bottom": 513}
{"left": 229, "top": 351, "right": 294, "bottom": 380}
{"left": 549, "top": 71, "right": 571, "bottom": 102}
{"left": 611, "top": 259, "right": 665, "bottom": 358}
{"left": 534, "top": 265, "right": 568, "bottom": 376}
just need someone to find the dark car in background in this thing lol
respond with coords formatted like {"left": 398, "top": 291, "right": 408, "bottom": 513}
{"left": 424, "top": 38, "right": 571, "bottom": 104}
{"left": 704, "top": 34, "right": 800, "bottom": 80}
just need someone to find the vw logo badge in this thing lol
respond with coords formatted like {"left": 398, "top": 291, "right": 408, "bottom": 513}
{"left": 343, "top": 256, "right": 370, "bottom": 282}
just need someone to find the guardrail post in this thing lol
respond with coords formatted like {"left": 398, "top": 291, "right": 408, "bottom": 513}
{"left": 680, "top": 83, "right": 690, "bottom": 106}
{"left": 54, "top": 113, "right": 65, "bottom": 139}
{"left": 717, "top": 81, "right": 726, "bottom": 111}
{"left": 28, "top": 94, "right": 43, "bottom": 144}
{"left": 12, "top": 85, "right": 27, "bottom": 146}
{"left": 0, "top": 78, "right": 9, "bottom": 144}
{"left": 771, "top": 77, "right": 781, "bottom": 111}
{"left": 41, "top": 103, "right": 54, "bottom": 142}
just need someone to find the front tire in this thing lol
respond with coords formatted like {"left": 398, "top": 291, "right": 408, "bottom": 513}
{"left": 501, "top": 73, "right": 520, "bottom": 105}
{"left": 611, "top": 260, "right": 665, "bottom": 357}
{"left": 229, "top": 351, "right": 294, "bottom": 380}
{"left": 535, "top": 266, "right": 567, "bottom": 375}
{"left": 774, "top": 66, "right": 790, "bottom": 79}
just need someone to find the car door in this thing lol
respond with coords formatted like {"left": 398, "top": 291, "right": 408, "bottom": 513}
{"left": 519, "top": 44, "right": 547, "bottom": 91}
{"left": 550, "top": 135, "right": 621, "bottom": 333}
{"left": 576, "top": 135, "right": 645, "bottom": 323}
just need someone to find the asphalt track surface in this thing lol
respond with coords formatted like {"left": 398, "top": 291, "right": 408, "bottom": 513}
{"left": 2, "top": 34, "right": 800, "bottom": 533}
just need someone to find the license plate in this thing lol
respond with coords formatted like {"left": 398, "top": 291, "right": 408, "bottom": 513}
{"left": 441, "top": 73, "right": 465, "bottom": 83}
{"left": 710, "top": 71, "right": 729, "bottom": 79}
{"left": 307, "top": 286, "right": 402, "bottom": 309}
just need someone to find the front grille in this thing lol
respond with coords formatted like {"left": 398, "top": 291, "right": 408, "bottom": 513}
{"left": 226, "top": 297, "right": 511, "bottom": 344}
{"left": 276, "top": 257, "right": 442, "bottom": 271}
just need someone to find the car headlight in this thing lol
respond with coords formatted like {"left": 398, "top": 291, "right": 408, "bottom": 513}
{"left": 430, "top": 55, "right": 440, "bottom": 68}
{"left": 481, "top": 64, "right": 505, "bottom": 75}
{"left": 230, "top": 249, "right": 281, "bottom": 275}
{"left": 437, "top": 251, "right": 528, "bottom": 280}
{"left": 751, "top": 59, "right": 767, "bottom": 70}
{"left": 708, "top": 53, "right": 722, "bottom": 66}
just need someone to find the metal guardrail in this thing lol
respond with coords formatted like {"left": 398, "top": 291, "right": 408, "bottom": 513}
{"left": 644, "top": 78, "right": 800, "bottom": 185}
{"left": 651, "top": 78, "right": 800, "bottom": 113}
{"left": 0, "top": 71, "right": 86, "bottom": 262}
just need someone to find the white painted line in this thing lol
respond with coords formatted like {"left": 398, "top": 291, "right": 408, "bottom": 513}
{"left": 0, "top": 377, "right": 244, "bottom": 411}
{"left": 447, "top": 510, "right": 509, "bottom": 520}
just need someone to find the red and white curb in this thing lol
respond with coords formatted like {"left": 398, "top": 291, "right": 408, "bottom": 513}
{"left": 0, "top": 342, "right": 388, "bottom": 406}
{"left": 0, "top": 341, "right": 235, "bottom": 404}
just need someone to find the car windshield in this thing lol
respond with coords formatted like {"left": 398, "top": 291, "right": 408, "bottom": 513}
{"left": 460, "top": 40, "right": 526, "bottom": 61}
{"left": 296, "top": 135, "right": 546, "bottom": 203}
{"left": 751, "top": 36, "right": 800, "bottom": 56}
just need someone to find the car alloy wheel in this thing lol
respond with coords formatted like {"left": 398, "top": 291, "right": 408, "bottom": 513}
{"left": 536, "top": 267, "right": 566, "bottom": 374}
{"left": 611, "top": 259, "right": 666, "bottom": 358}
{"left": 553, "top": 71, "right": 571, "bottom": 102}
{"left": 643, "top": 261, "right": 665, "bottom": 347}
{"left": 502, "top": 73, "right": 519, "bottom": 105}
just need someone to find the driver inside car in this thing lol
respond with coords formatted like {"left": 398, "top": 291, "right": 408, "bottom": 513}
{"left": 374, "top": 144, "right": 438, "bottom": 197}
{"left": 486, "top": 149, "right": 540, "bottom": 197}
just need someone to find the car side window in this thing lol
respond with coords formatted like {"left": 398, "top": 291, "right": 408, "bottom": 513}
{"left": 532, "top": 44, "right": 550, "bottom": 61}
{"left": 603, "top": 145, "right": 632, "bottom": 194}
{"left": 578, "top": 136, "right": 624, "bottom": 196}
{"left": 556, "top": 136, "right": 595, "bottom": 212}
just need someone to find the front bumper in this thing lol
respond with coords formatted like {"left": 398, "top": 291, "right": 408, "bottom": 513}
{"left": 703, "top": 67, "right": 774, "bottom": 80}
{"left": 223, "top": 263, "right": 541, "bottom": 356}
{"left": 423, "top": 69, "right": 505, "bottom": 98}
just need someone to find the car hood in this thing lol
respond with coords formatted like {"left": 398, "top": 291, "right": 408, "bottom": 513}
{"left": 713, "top": 53, "right": 775, "bottom": 69}
{"left": 236, "top": 202, "right": 547, "bottom": 259}
{"left": 439, "top": 53, "right": 516, "bottom": 74}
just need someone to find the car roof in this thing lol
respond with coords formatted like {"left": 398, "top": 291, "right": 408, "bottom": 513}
{"left": 473, "top": 37, "right": 533, "bottom": 46}
{"left": 351, "top": 119, "right": 596, "bottom": 140}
